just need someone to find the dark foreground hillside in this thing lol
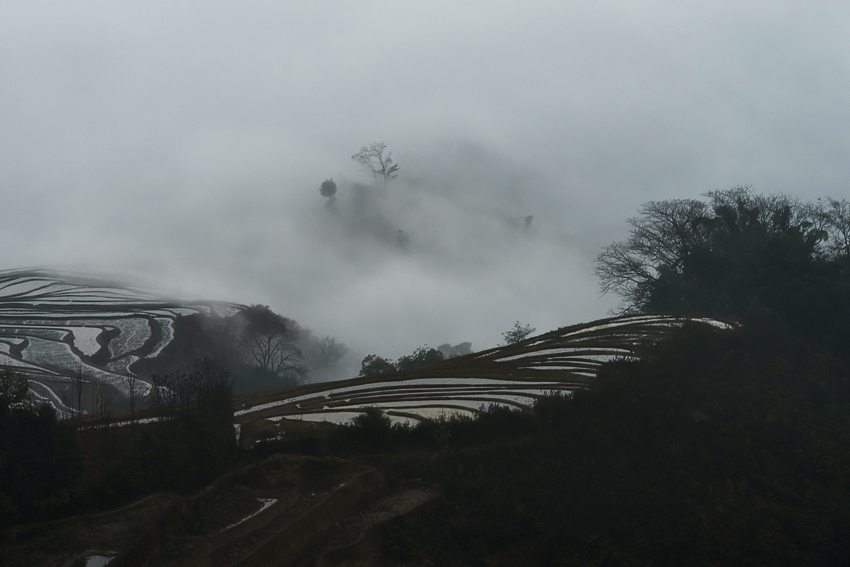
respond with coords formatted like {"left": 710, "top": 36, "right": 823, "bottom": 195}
{"left": 359, "top": 322, "right": 850, "bottom": 566}
{"left": 3, "top": 320, "right": 849, "bottom": 566}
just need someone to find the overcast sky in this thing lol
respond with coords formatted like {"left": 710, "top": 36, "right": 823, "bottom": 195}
{"left": 1, "top": 2, "right": 849, "bottom": 360}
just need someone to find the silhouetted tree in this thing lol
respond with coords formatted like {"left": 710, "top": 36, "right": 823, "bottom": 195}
{"left": 595, "top": 187, "right": 847, "bottom": 316}
{"left": 359, "top": 345, "right": 447, "bottom": 376}
{"left": 595, "top": 197, "right": 711, "bottom": 313}
{"left": 125, "top": 371, "right": 140, "bottom": 423}
{"left": 501, "top": 321, "right": 535, "bottom": 345}
{"left": 73, "top": 365, "right": 85, "bottom": 420}
{"left": 817, "top": 197, "right": 850, "bottom": 270}
{"left": 319, "top": 178, "right": 337, "bottom": 199}
{"left": 351, "top": 142, "right": 399, "bottom": 192}
{"left": 205, "top": 313, "right": 240, "bottom": 367}
{"left": 396, "top": 346, "right": 445, "bottom": 371}
{"left": 239, "top": 305, "right": 306, "bottom": 386}
{"left": 359, "top": 354, "right": 397, "bottom": 377}
{"left": 319, "top": 178, "right": 338, "bottom": 210}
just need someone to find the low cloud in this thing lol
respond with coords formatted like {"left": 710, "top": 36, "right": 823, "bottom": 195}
{"left": 1, "top": 3, "right": 847, "bottom": 364}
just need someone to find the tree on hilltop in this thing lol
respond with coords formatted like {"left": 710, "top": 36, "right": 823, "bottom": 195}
{"left": 501, "top": 321, "right": 536, "bottom": 345}
{"left": 359, "top": 354, "right": 397, "bottom": 377}
{"left": 352, "top": 142, "right": 399, "bottom": 193}
{"left": 396, "top": 346, "right": 445, "bottom": 372}
{"left": 319, "top": 178, "right": 338, "bottom": 208}
{"left": 358, "top": 344, "right": 449, "bottom": 376}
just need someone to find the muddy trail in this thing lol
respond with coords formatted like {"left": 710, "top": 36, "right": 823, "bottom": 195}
{"left": 1, "top": 454, "right": 437, "bottom": 567}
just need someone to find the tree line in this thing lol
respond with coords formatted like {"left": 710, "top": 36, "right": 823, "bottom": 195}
{"left": 597, "top": 187, "right": 850, "bottom": 354}
{"left": 358, "top": 320, "right": 539, "bottom": 377}
{"left": 359, "top": 342, "right": 474, "bottom": 377}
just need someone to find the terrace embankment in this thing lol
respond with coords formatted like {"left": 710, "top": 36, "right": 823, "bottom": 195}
{"left": 1, "top": 452, "right": 437, "bottom": 567}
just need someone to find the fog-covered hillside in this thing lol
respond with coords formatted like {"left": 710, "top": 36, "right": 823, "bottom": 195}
{"left": 0, "top": 268, "right": 241, "bottom": 416}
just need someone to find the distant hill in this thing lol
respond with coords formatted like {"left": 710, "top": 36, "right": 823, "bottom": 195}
{"left": 0, "top": 268, "right": 242, "bottom": 416}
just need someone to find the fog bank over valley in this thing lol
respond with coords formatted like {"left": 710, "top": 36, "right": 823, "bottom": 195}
{"left": 2, "top": 2, "right": 848, "bottom": 357}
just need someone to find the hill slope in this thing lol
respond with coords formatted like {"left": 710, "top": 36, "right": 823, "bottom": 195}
{"left": 232, "top": 314, "right": 733, "bottom": 426}
{"left": 0, "top": 268, "right": 241, "bottom": 416}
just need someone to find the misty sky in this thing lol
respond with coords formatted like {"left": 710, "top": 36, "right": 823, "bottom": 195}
{"left": 1, "top": 2, "right": 849, "bottom": 360}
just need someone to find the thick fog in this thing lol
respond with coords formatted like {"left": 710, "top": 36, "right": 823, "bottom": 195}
{"left": 1, "top": 3, "right": 849, "bottom": 358}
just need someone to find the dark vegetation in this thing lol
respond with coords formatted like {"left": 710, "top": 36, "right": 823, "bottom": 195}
{"left": 277, "top": 188, "right": 850, "bottom": 565}
{"left": 0, "top": 358, "right": 238, "bottom": 528}
{"left": 135, "top": 305, "right": 308, "bottom": 392}
{"left": 359, "top": 342, "right": 473, "bottom": 376}
{"left": 1, "top": 302, "right": 347, "bottom": 528}
{"left": 501, "top": 320, "right": 536, "bottom": 345}
{"left": 260, "top": 325, "right": 850, "bottom": 566}
{"left": 135, "top": 304, "right": 349, "bottom": 392}
{"left": 0, "top": 370, "right": 81, "bottom": 526}
{"left": 597, "top": 187, "right": 850, "bottom": 358}
{"left": 4, "top": 187, "right": 849, "bottom": 565}
{"left": 359, "top": 345, "right": 447, "bottom": 376}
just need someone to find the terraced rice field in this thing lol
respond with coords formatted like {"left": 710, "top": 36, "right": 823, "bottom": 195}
{"left": 233, "top": 315, "right": 733, "bottom": 425}
{"left": 1, "top": 269, "right": 732, "bottom": 425}
{"left": 0, "top": 268, "right": 240, "bottom": 417}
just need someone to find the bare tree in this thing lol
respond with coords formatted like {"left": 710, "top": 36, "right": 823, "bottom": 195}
{"left": 595, "top": 198, "right": 711, "bottom": 313}
{"left": 90, "top": 379, "right": 117, "bottom": 430}
{"left": 351, "top": 142, "right": 399, "bottom": 193}
{"left": 239, "top": 305, "right": 306, "bottom": 384}
{"left": 309, "top": 335, "right": 348, "bottom": 381}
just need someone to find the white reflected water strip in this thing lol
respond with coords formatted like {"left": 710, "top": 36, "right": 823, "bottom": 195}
{"left": 218, "top": 498, "right": 278, "bottom": 533}
{"left": 234, "top": 315, "right": 734, "bottom": 425}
